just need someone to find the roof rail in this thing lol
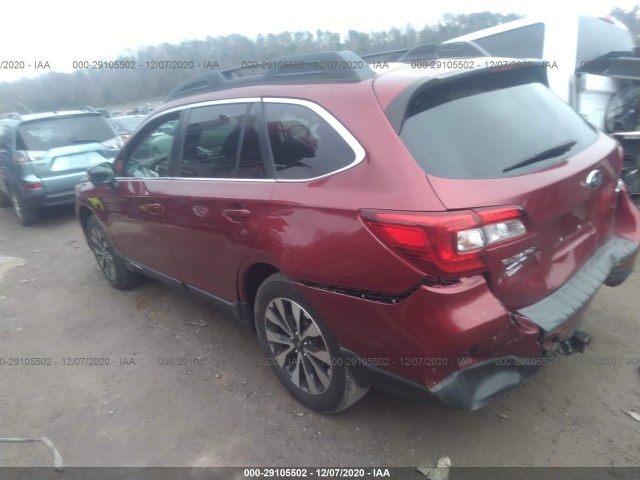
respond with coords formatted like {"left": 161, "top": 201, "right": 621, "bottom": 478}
{"left": 0, "top": 112, "right": 22, "bottom": 121}
{"left": 166, "top": 50, "right": 376, "bottom": 101}
{"left": 362, "top": 41, "right": 491, "bottom": 64}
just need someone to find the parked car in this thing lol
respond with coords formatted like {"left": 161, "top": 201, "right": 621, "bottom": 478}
{"left": 0, "top": 110, "right": 122, "bottom": 225}
{"left": 109, "top": 115, "right": 146, "bottom": 142}
{"left": 76, "top": 51, "right": 640, "bottom": 412}
{"left": 445, "top": 14, "right": 640, "bottom": 198}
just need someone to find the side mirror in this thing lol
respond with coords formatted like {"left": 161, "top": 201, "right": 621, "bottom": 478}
{"left": 87, "top": 162, "right": 118, "bottom": 190}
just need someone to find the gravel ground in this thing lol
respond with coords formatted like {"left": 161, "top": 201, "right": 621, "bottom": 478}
{"left": 0, "top": 205, "right": 639, "bottom": 468}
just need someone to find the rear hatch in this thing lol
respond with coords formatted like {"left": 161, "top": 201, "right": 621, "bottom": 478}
{"left": 396, "top": 66, "right": 621, "bottom": 309}
{"left": 17, "top": 114, "right": 121, "bottom": 194}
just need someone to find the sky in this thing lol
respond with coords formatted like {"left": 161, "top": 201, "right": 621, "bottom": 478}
{"left": 0, "top": 0, "right": 639, "bottom": 83}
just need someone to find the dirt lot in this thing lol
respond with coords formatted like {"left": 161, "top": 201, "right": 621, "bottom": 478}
{"left": 1, "top": 205, "right": 639, "bottom": 469}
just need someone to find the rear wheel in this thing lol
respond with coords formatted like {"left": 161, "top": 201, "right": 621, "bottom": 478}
{"left": 86, "top": 215, "right": 142, "bottom": 290}
{"left": 10, "top": 191, "right": 38, "bottom": 226}
{"left": 255, "top": 273, "right": 369, "bottom": 413}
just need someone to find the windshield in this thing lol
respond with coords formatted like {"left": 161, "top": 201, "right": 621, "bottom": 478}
{"left": 17, "top": 114, "right": 116, "bottom": 151}
{"left": 400, "top": 80, "right": 598, "bottom": 179}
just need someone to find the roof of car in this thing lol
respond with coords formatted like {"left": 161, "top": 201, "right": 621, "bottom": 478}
{"left": 0, "top": 110, "right": 102, "bottom": 125}
{"left": 153, "top": 54, "right": 547, "bottom": 118}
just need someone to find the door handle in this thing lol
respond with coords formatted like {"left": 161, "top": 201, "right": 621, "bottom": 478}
{"left": 140, "top": 203, "right": 163, "bottom": 216}
{"left": 222, "top": 208, "right": 252, "bottom": 222}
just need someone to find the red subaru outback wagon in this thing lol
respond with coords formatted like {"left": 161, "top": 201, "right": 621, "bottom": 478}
{"left": 76, "top": 48, "right": 640, "bottom": 412}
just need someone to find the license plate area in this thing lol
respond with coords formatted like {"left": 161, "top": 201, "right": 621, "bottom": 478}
{"left": 51, "top": 152, "right": 103, "bottom": 172}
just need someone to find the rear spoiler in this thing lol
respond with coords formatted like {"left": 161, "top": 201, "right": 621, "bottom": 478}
{"left": 361, "top": 41, "right": 491, "bottom": 64}
{"left": 385, "top": 59, "right": 549, "bottom": 134}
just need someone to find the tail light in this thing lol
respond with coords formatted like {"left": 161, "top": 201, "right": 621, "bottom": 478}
{"left": 22, "top": 182, "right": 43, "bottom": 190}
{"left": 121, "top": 134, "right": 130, "bottom": 142}
{"left": 361, "top": 207, "right": 527, "bottom": 277}
{"left": 14, "top": 151, "right": 46, "bottom": 163}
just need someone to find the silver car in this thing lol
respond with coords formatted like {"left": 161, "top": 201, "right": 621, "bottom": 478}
{"left": 0, "top": 110, "right": 122, "bottom": 225}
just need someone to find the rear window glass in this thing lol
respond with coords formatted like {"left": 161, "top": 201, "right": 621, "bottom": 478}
{"left": 400, "top": 78, "right": 598, "bottom": 179}
{"left": 17, "top": 114, "right": 116, "bottom": 151}
{"left": 264, "top": 103, "right": 356, "bottom": 180}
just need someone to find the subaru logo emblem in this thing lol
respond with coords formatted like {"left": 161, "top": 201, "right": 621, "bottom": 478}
{"left": 585, "top": 170, "right": 603, "bottom": 189}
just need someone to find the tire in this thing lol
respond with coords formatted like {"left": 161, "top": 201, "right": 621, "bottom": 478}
{"left": 10, "top": 191, "right": 38, "bottom": 226}
{"left": 255, "top": 272, "right": 369, "bottom": 413}
{"left": 85, "top": 215, "right": 142, "bottom": 290}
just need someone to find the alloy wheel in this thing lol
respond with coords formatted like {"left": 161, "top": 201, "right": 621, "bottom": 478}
{"left": 89, "top": 227, "right": 117, "bottom": 282}
{"left": 264, "top": 297, "right": 333, "bottom": 395}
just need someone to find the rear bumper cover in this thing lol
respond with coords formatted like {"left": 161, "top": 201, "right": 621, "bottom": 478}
{"left": 345, "top": 348, "right": 540, "bottom": 410}
{"left": 429, "top": 357, "right": 541, "bottom": 410}
{"left": 429, "top": 236, "right": 638, "bottom": 409}
{"left": 517, "top": 236, "right": 638, "bottom": 333}
{"left": 343, "top": 235, "right": 638, "bottom": 410}
{"left": 21, "top": 187, "right": 75, "bottom": 207}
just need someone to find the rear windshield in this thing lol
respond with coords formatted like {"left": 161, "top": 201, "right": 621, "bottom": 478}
{"left": 17, "top": 114, "right": 116, "bottom": 151}
{"left": 400, "top": 78, "right": 598, "bottom": 179}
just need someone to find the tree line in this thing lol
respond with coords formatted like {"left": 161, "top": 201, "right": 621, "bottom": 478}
{"left": 0, "top": 9, "right": 637, "bottom": 113}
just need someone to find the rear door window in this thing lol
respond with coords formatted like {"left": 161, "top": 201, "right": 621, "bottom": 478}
{"left": 264, "top": 102, "right": 358, "bottom": 180}
{"left": 178, "top": 103, "right": 268, "bottom": 179}
{"left": 17, "top": 114, "right": 116, "bottom": 151}
{"left": 400, "top": 76, "right": 598, "bottom": 179}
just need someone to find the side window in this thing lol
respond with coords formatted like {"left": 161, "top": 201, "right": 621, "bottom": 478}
{"left": 179, "top": 103, "right": 267, "bottom": 179}
{"left": 474, "top": 23, "right": 545, "bottom": 59}
{"left": 264, "top": 103, "right": 356, "bottom": 180}
{"left": 123, "top": 114, "right": 179, "bottom": 178}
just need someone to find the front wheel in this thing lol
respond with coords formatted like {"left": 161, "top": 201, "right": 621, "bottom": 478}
{"left": 86, "top": 215, "right": 142, "bottom": 290}
{"left": 255, "top": 273, "right": 369, "bottom": 413}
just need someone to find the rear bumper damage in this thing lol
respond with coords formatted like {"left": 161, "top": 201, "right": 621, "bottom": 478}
{"left": 518, "top": 236, "right": 638, "bottom": 334}
{"left": 428, "top": 235, "right": 639, "bottom": 409}
{"left": 324, "top": 234, "right": 639, "bottom": 410}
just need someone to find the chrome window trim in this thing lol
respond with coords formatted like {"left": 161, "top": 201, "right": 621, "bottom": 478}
{"left": 115, "top": 176, "right": 276, "bottom": 183}
{"left": 263, "top": 97, "right": 366, "bottom": 183}
{"left": 147, "top": 97, "right": 262, "bottom": 121}
{"left": 129, "top": 97, "right": 365, "bottom": 183}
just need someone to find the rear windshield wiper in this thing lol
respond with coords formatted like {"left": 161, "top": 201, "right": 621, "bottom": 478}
{"left": 502, "top": 140, "right": 577, "bottom": 173}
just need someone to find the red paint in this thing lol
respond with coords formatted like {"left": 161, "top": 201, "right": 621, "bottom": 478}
{"left": 76, "top": 63, "right": 640, "bottom": 393}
